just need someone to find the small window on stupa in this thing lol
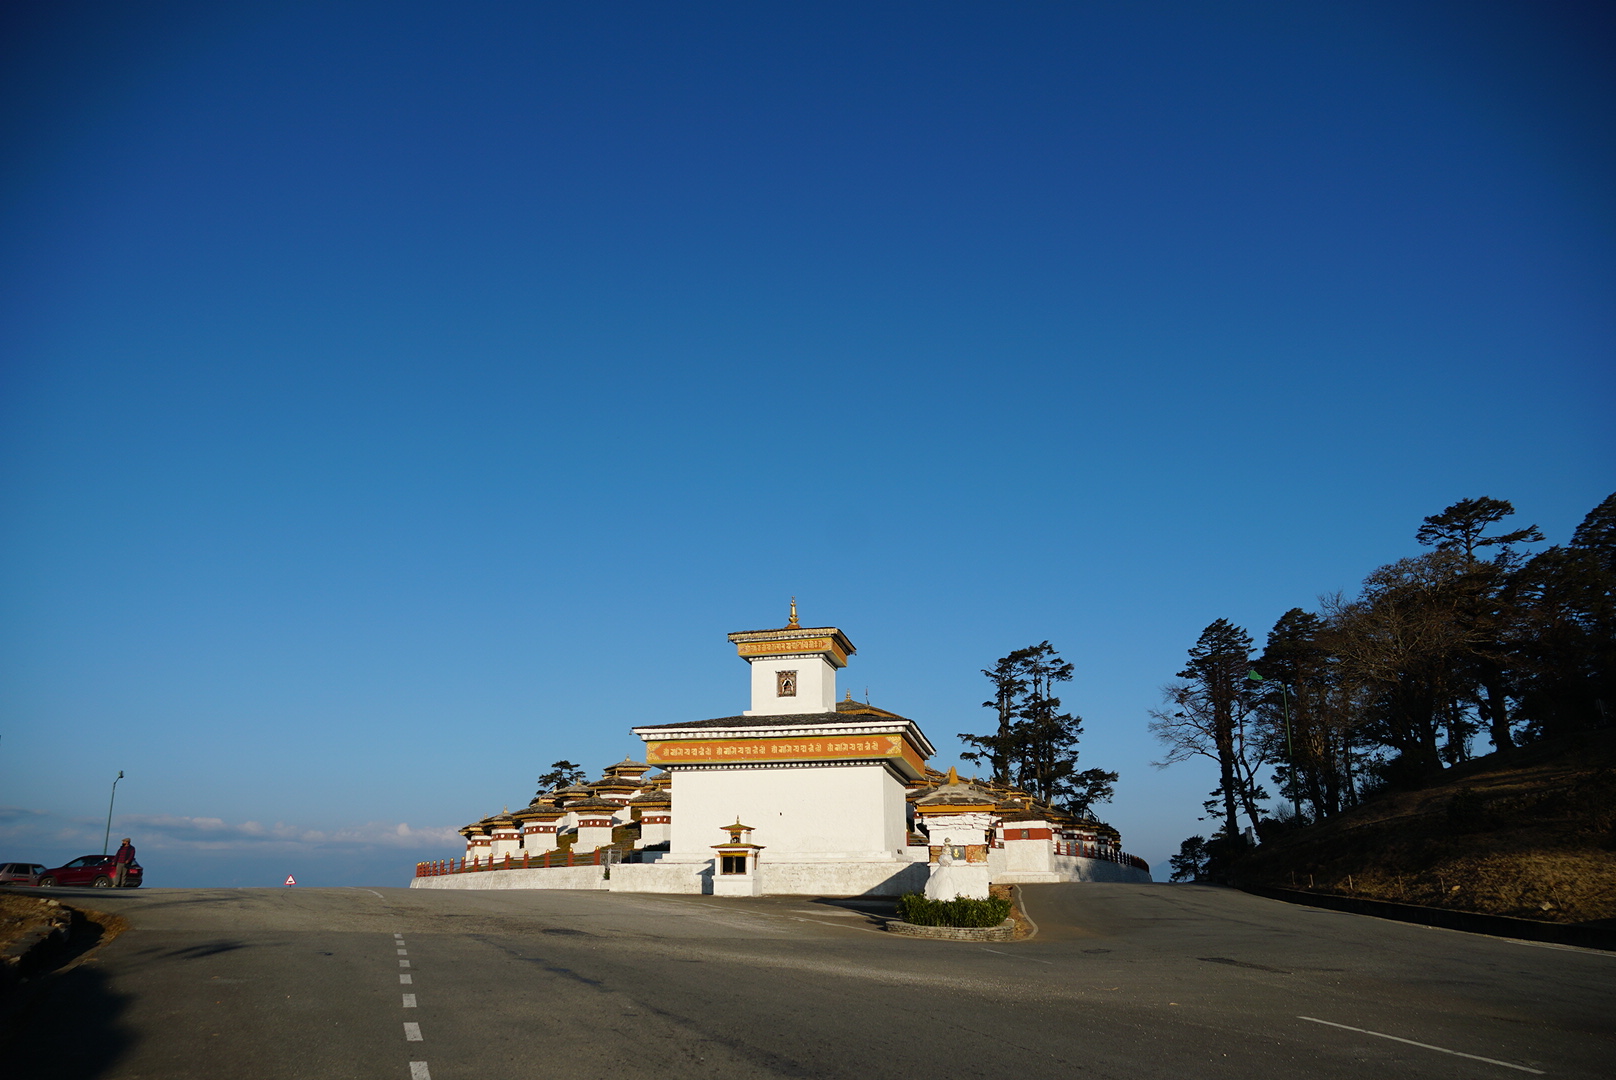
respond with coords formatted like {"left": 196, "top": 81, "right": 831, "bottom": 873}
{"left": 776, "top": 670, "right": 797, "bottom": 697}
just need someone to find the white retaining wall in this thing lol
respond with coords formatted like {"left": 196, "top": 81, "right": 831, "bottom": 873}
{"left": 409, "top": 856, "right": 930, "bottom": 896}
{"left": 409, "top": 865, "right": 608, "bottom": 890}
{"left": 609, "top": 861, "right": 710, "bottom": 894}
{"left": 757, "top": 859, "right": 929, "bottom": 897}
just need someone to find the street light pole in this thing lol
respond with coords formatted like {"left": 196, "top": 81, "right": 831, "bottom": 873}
{"left": 103, "top": 770, "right": 125, "bottom": 855}
{"left": 1248, "top": 671, "right": 1303, "bottom": 824}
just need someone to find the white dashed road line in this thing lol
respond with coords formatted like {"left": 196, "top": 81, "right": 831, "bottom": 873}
{"left": 1298, "top": 1016, "right": 1545, "bottom": 1074}
{"left": 396, "top": 933, "right": 430, "bottom": 1079}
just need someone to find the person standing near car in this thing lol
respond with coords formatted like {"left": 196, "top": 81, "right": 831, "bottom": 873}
{"left": 114, "top": 837, "right": 135, "bottom": 887}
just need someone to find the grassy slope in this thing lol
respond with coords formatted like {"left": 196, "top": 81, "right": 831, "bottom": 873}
{"left": 1235, "top": 728, "right": 1616, "bottom": 926}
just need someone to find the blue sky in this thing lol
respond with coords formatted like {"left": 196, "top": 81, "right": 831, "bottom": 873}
{"left": 2, "top": 2, "right": 1612, "bottom": 886}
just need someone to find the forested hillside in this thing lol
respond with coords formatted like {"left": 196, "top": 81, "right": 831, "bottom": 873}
{"left": 1235, "top": 728, "right": 1616, "bottom": 925}
{"left": 1155, "top": 491, "right": 1615, "bottom": 897}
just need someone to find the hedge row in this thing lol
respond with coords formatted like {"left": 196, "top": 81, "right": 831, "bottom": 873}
{"left": 895, "top": 893, "right": 1011, "bottom": 928}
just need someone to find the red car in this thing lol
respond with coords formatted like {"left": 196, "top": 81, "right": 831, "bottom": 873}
{"left": 38, "top": 854, "right": 143, "bottom": 888}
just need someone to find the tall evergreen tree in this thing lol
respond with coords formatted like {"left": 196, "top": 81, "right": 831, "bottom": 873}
{"left": 1511, "top": 492, "right": 1616, "bottom": 737}
{"left": 1416, "top": 496, "right": 1543, "bottom": 561}
{"left": 960, "top": 642, "right": 1118, "bottom": 814}
{"left": 1253, "top": 608, "right": 1341, "bottom": 820}
{"left": 1149, "top": 620, "right": 1265, "bottom": 838}
{"left": 961, "top": 647, "right": 1035, "bottom": 784}
{"left": 535, "top": 761, "right": 586, "bottom": 797}
{"left": 1415, "top": 496, "right": 1543, "bottom": 751}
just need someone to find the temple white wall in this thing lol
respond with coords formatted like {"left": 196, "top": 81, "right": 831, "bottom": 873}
{"left": 575, "top": 822, "right": 615, "bottom": 850}
{"left": 636, "top": 819, "right": 671, "bottom": 848}
{"left": 746, "top": 655, "right": 837, "bottom": 715}
{"left": 997, "top": 837, "right": 1054, "bottom": 874}
{"left": 916, "top": 810, "right": 995, "bottom": 848}
{"left": 670, "top": 764, "right": 908, "bottom": 857}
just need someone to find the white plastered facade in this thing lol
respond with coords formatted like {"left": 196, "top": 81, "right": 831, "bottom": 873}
{"left": 669, "top": 762, "right": 909, "bottom": 858}
{"left": 745, "top": 654, "right": 839, "bottom": 715}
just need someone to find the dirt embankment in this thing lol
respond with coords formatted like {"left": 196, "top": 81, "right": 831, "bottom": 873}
{"left": 1236, "top": 729, "right": 1616, "bottom": 926}
{"left": 1, "top": 895, "right": 127, "bottom": 992}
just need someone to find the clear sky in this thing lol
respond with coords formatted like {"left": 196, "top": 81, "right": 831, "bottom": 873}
{"left": 2, "top": 2, "right": 1612, "bottom": 886}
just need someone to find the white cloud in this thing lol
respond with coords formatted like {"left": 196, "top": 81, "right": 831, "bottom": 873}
{"left": 0, "top": 806, "right": 459, "bottom": 858}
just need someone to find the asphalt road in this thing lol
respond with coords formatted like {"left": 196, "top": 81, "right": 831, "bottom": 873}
{"left": 2, "top": 881, "right": 1611, "bottom": 1079}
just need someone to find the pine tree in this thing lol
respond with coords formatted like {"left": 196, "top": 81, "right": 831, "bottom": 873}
{"left": 1511, "top": 492, "right": 1616, "bottom": 737}
{"left": 960, "top": 642, "right": 1118, "bottom": 813}
{"left": 1415, "top": 496, "right": 1544, "bottom": 751}
{"left": 1149, "top": 620, "right": 1265, "bottom": 839}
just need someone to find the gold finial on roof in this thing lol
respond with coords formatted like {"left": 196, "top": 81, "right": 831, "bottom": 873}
{"left": 787, "top": 596, "right": 799, "bottom": 628}
{"left": 946, "top": 766, "right": 960, "bottom": 785}
{"left": 845, "top": 690, "right": 853, "bottom": 702}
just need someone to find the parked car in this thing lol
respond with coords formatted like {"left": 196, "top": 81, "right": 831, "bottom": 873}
{"left": 0, "top": 862, "right": 48, "bottom": 886}
{"left": 38, "top": 855, "right": 143, "bottom": 888}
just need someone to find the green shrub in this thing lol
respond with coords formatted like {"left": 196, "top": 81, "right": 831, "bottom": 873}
{"left": 895, "top": 892, "right": 1011, "bottom": 928}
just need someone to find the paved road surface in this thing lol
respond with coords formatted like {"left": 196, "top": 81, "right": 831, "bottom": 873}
{"left": 2, "top": 882, "right": 1610, "bottom": 1079}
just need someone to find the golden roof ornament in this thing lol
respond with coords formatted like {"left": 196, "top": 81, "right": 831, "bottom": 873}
{"left": 787, "top": 597, "right": 799, "bottom": 628}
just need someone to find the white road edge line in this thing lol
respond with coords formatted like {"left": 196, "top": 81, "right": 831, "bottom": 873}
{"left": 403, "top": 1022, "right": 423, "bottom": 1042}
{"left": 403, "top": 993, "right": 417, "bottom": 1007}
{"left": 1298, "top": 1016, "right": 1545, "bottom": 1075}
{"left": 399, "top": 960, "right": 411, "bottom": 968}
{"left": 409, "top": 1061, "right": 431, "bottom": 1079}
{"left": 1503, "top": 937, "right": 1616, "bottom": 957}
{"left": 979, "top": 947, "right": 1054, "bottom": 965}
{"left": 400, "top": 974, "right": 413, "bottom": 984}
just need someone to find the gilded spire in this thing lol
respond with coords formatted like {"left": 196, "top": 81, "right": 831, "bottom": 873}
{"left": 787, "top": 596, "right": 800, "bottom": 628}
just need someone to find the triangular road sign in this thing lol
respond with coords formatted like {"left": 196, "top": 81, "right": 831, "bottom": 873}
{"left": 285, "top": 875, "right": 297, "bottom": 886}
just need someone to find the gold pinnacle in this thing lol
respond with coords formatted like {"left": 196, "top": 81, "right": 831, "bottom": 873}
{"left": 787, "top": 597, "right": 799, "bottom": 628}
